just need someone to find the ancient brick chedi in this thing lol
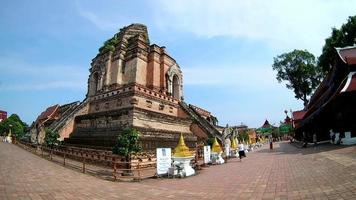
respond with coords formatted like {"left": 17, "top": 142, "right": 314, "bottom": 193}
{"left": 64, "top": 24, "right": 221, "bottom": 149}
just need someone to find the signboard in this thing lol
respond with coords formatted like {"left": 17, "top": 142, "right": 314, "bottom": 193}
{"left": 156, "top": 148, "right": 171, "bottom": 175}
{"left": 203, "top": 146, "right": 211, "bottom": 164}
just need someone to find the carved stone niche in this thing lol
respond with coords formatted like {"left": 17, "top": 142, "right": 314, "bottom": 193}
{"left": 95, "top": 103, "right": 100, "bottom": 111}
{"left": 116, "top": 99, "right": 122, "bottom": 107}
{"left": 159, "top": 104, "right": 165, "bottom": 110}
{"left": 130, "top": 98, "right": 139, "bottom": 105}
{"left": 169, "top": 106, "right": 174, "bottom": 113}
{"left": 146, "top": 100, "right": 153, "bottom": 108}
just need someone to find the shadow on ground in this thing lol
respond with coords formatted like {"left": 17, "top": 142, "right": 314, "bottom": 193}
{"left": 255, "top": 141, "right": 355, "bottom": 156}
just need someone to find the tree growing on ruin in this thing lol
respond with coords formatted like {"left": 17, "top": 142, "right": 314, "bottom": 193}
{"left": 272, "top": 50, "right": 324, "bottom": 107}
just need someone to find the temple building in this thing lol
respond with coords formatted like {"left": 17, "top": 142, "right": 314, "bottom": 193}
{"left": 31, "top": 24, "right": 222, "bottom": 149}
{"left": 0, "top": 110, "right": 7, "bottom": 122}
{"left": 294, "top": 46, "right": 356, "bottom": 145}
{"left": 30, "top": 102, "right": 88, "bottom": 144}
{"left": 256, "top": 119, "right": 275, "bottom": 134}
{"left": 292, "top": 110, "right": 305, "bottom": 130}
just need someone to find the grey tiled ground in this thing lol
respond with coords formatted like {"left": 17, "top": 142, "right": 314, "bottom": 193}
{"left": 1, "top": 141, "right": 355, "bottom": 199}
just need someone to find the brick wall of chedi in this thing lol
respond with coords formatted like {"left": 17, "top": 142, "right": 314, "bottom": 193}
{"left": 62, "top": 23, "right": 217, "bottom": 150}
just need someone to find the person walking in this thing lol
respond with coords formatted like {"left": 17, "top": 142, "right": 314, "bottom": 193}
{"left": 238, "top": 143, "right": 246, "bottom": 162}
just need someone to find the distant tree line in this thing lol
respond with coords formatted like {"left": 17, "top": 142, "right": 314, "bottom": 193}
{"left": 0, "top": 114, "right": 27, "bottom": 138}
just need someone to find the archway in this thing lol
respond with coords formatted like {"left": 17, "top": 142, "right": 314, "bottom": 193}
{"left": 172, "top": 75, "right": 180, "bottom": 99}
{"left": 93, "top": 73, "right": 99, "bottom": 92}
{"left": 89, "top": 72, "right": 99, "bottom": 96}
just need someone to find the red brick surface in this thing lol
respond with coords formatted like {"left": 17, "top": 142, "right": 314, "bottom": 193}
{"left": 1, "top": 141, "right": 355, "bottom": 199}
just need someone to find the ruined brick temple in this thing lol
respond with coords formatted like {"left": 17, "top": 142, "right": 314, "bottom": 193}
{"left": 31, "top": 24, "right": 222, "bottom": 150}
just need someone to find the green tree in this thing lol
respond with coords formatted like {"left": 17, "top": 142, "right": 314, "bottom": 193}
{"left": 44, "top": 128, "right": 60, "bottom": 147}
{"left": 113, "top": 128, "right": 141, "bottom": 162}
{"left": 272, "top": 50, "right": 324, "bottom": 107}
{"left": 279, "top": 123, "right": 293, "bottom": 135}
{"left": 206, "top": 137, "right": 215, "bottom": 147}
{"left": 319, "top": 16, "right": 356, "bottom": 73}
{"left": 0, "top": 114, "right": 26, "bottom": 137}
{"left": 271, "top": 128, "right": 280, "bottom": 138}
{"left": 237, "top": 130, "right": 249, "bottom": 143}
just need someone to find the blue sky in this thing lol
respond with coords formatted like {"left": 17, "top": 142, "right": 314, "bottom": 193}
{"left": 0, "top": 0, "right": 355, "bottom": 127}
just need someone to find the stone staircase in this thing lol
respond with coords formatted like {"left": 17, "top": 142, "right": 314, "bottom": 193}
{"left": 49, "top": 100, "right": 88, "bottom": 132}
{"left": 179, "top": 101, "right": 223, "bottom": 142}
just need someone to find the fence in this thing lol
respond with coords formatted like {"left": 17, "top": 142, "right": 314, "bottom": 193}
{"left": 13, "top": 139, "right": 158, "bottom": 181}
{"left": 12, "top": 139, "right": 236, "bottom": 181}
{"left": 113, "top": 160, "right": 157, "bottom": 181}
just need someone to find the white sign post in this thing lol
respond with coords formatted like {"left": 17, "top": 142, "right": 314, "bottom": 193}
{"left": 156, "top": 148, "right": 171, "bottom": 175}
{"left": 203, "top": 146, "right": 211, "bottom": 164}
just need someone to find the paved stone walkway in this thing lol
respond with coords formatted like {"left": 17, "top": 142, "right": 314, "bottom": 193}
{"left": 0, "top": 141, "right": 355, "bottom": 199}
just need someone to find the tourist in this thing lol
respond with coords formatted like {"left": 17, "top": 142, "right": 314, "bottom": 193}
{"left": 330, "top": 129, "right": 335, "bottom": 144}
{"left": 313, "top": 133, "right": 317, "bottom": 149}
{"left": 238, "top": 143, "right": 246, "bottom": 161}
{"left": 269, "top": 138, "right": 273, "bottom": 150}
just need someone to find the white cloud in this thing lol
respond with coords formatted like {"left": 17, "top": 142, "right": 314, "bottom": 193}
{"left": 0, "top": 81, "right": 85, "bottom": 91}
{"left": 183, "top": 65, "right": 277, "bottom": 89}
{"left": 77, "top": 9, "right": 117, "bottom": 30}
{"left": 0, "top": 58, "right": 87, "bottom": 91}
{"left": 153, "top": 0, "right": 356, "bottom": 55}
{"left": 74, "top": 0, "right": 355, "bottom": 55}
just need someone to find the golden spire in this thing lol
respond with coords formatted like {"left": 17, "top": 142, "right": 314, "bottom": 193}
{"left": 173, "top": 134, "right": 193, "bottom": 157}
{"left": 231, "top": 137, "right": 237, "bottom": 150}
{"left": 212, "top": 137, "right": 222, "bottom": 153}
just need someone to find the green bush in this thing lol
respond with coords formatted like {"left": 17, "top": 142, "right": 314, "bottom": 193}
{"left": 44, "top": 128, "right": 60, "bottom": 147}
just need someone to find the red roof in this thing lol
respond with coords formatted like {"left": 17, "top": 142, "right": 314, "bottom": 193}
{"left": 190, "top": 104, "right": 211, "bottom": 118}
{"left": 37, "top": 105, "right": 59, "bottom": 122}
{"left": 336, "top": 46, "right": 356, "bottom": 65}
{"left": 292, "top": 110, "right": 306, "bottom": 121}
{"left": 347, "top": 75, "right": 356, "bottom": 92}
{"left": 341, "top": 73, "right": 356, "bottom": 93}
{"left": 0, "top": 110, "right": 7, "bottom": 120}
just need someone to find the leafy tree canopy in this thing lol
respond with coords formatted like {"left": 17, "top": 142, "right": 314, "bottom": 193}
{"left": 113, "top": 128, "right": 141, "bottom": 161}
{"left": 237, "top": 130, "right": 249, "bottom": 143}
{"left": 0, "top": 114, "right": 27, "bottom": 137}
{"left": 279, "top": 123, "right": 293, "bottom": 134}
{"left": 318, "top": 15, "right": 356, "bottom": 72}
{"left": 206, "top": 137, "right": 215, "bottom": 147}
{"left": 44, "top": 128, "right": 60, "bottom": 147}
{"left": 272, "top": 49, "right": 324, "bottom": 107}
